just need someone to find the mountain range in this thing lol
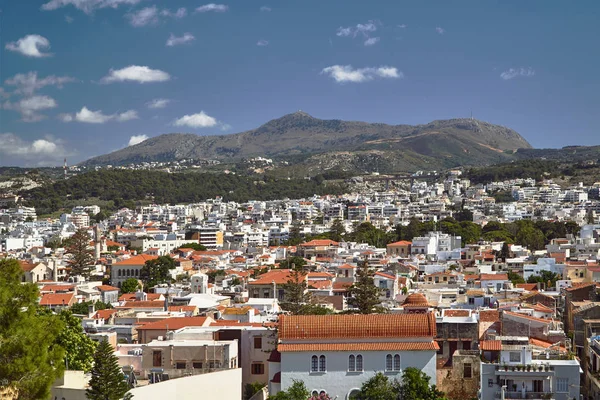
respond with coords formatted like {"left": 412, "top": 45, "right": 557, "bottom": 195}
{"left": 82, "top": 112, "right": 537, "bottom": 173}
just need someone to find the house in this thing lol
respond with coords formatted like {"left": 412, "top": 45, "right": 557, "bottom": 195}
{"left": 111, "top": 254, "right": 158, "bottom": 288}
{"left": 19, "top": 261, "right": 54, "bottom": 283}
{"left": 479, "top": 273, "right": 510, "bottom": 292}
{"left": 39, "top": 292, "right": 76, "bottom": 311}
{"left": 96, "top": 285, "right": 120, "bottom": 303}
{"left": 386, "top": 241, "right": 412, "bottom": 257}
{"left": 248, "top": 269, "right": 306, "bottom": 301}
{"left": 435, "top": 309, "right": 479, "bottom": 361}
{"left": 136, "top": 316, "right": 214, "bottom": 344}
{"left": 373, "top": 272, "right": 398, "bottom": 301}
{"left": 297, "top": 239, "right": 340, "bottom": 259}
{"left": 274, "top": 313, "right": 438, "bottom": 399}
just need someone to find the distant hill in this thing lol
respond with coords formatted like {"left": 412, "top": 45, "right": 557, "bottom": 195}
{"left": 81, "top": 112, "right": 533, "bottom": 172}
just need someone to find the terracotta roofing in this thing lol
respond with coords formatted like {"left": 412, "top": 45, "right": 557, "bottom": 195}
{"left": 278, "top": 342, "right": 439, "bottom": 352}
{"left": 118, "top": 293, "right": 162, "bottom": 301}
{"left": 375, "top": 272, "right": 396, "bottom": 280}
{"left": 40, "top": 284, "right": 75, "bottom": 292}
{"left": 516, "top": 283, "right": 539, "bottom": 291}
{"left": 402, "top": 293, "right": 430, "bottom": 307}
{"left": 136, "top": 316, "right": 209, "bottom": 330}
{"left": 522, "top": 302, "right": 553, "bottom": 313}
{"left": 337, "top": 264, "right": 356, "bottom": 269}
{"left": 479, "top": 310, "right": 500, "bottom": 322}
{"left": 279, "top": 314, "right": 436, "bottom": 340}
{"left": 332, "top": 282, "right": 352, "bottom": 291}
{"left": 93, "top": 309, "right": 119, "bottom": 320}
{"left": 307, "top": 272, "right": 334, "bottom": 279}
{"left": 270, "top": 372, "right": 281, "bottom": 383}
{"left": 209, "top": 321, "right": 268, "bottom": 327}
{"left": 222, "top": 306, "right": 258, "bottom": 315}
{"left": 480, "top": 340, "right": 501, "bottom": 351}
{"left": 96, "top": 285, "right": 119, "bottom": 292}
{"left": 267, "top": 349, "right": 281, "bottom": 362}
{"left": 299, "top": 239, "right": 339, "bottom": 247}
{"left": 113, "top": 254, "right": 158, "bottom": 266}
{"left": 565, "top": 283, "right": 597, "bottom": 292}
{"left": 387, "top": 240, "right": 412, "bottom": 246}
{"left": 480, "top": 273, "right": 509, "bottom": 281}
{"left": 39, "top": 292, "right": 75, "bottom": 306}
{"left": 248, "top": 269, "right": 306, "bottom": 286}
{"left": 120, "top": 301, "right": 165, "bottom": 309}
{"left": 443, "top": 309, "right": 470, "bottom": 317}
{"left": 19, "top": 260, "right": 40, "bottom": 272}
{"left": 529, "top": 338, "right": 567, "bottom": 353}
{"left": 503, "top": 310, "right": 552, "bottom": 324}
{"left": 167, "top": 305, "right": 197, "bottom": 312}
{"left": 308, "top": 280, "right": 332, "bottom": 290}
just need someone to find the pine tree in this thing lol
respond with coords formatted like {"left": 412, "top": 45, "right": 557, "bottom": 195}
{"left": 86, "top": 340, "right": 132, "bottom": 400}
{"left": 347, "top": 261, "right": 382, "bottom": 314}
{"left": 281, "top": 266, "right": 311, "bottom": 315}
{"left": 66, "top": 228, "right": 96, "bottom": 280}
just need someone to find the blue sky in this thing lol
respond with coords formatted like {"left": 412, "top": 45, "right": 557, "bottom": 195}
{"left": 1, "top": 0, "right": 599, "bottom": 166}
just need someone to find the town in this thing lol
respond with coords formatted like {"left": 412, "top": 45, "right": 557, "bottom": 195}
{"left": 2, "top": 169, "right": 600, "bottom": 400}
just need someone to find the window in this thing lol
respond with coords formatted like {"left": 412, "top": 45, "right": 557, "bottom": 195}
{"left": 348, "top": 355, "right": 355, "bottom": 372}
{"left": 356, "top": 355, "right": 363, "bottom": 372}
{"left": 192, "top": 362, "right": 203, "bottom": 369}
{"left": 488, "top": 378, "right": 494, "bottom": 387}
{"left": 118, "top": 269, "right": 121, "bottom": 277}
{"left": 251, "top": 363, "right": 265, "bottom": 375}
{"left": 393, "top": 354, "right": 400, "bottom": 371}
{"left": 468, "top": 297, "right": 475, "bottom": 305}
{"left": 386, "top": 354, "right": 393, "bottom": 371}
{"left": 152, "top": 350, "right": 162, "bottom": 367}
{"left": 254, "top": 336, "right": 262, "bottom": 349}
{"left": 311, "top": 355, "right": 318, "bottom": 372}
{"left": 464, "top": 363, "right": 472, "bottom": 378}
{"left": 319, "top": 355, "right": 326, "bottom": 372}
{"left": 557, "top": 378, "right": 568, "bottom": 392}
{"left": 175, "top": 362, "right": 186, "bottom": 369}
{"left": 509, "top": 352, "right": 520, "bottom": 362}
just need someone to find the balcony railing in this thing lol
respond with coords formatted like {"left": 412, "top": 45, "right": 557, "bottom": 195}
{"left": 495, "top": 391, "right": 554, "bottom": 399}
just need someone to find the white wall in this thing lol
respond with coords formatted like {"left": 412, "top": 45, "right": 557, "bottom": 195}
{"left": 129, "top": 369, "right": 242, "bottom": 400}
{"left": 280, "top": 350, "right": 436, "bottom": 399}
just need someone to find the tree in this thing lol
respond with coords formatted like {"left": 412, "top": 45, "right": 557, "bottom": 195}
{"left": 499, "top": 242, "right": 511, "bottom": 261}
{"left": 279, "top": 256, "right": 307, "bottom": 270}
{"left": 350, "top": 372, "right": 398, "bottom": 400}
{"left": 281, "top": 268, "right": 311, "bottom": 315}
{"left": 398, "top": 367, "right": 447, "bottom": 400}
{"left": 527, "top": 270, "right": 561, "bottom": 289}
{"left": 71, "top": 300, "right": 113, "bottom": 315}
{"left": 93, "top": 210, "right": 109, "bottom": 223}
{"left": 120, "top": 278, "right": 140, "bottom": 294}
{"left": 328, "top": 219, "right": 346, "bottom": 242}
{"left": 244, "top": 382, "right": 266, "bottom": 400}
{"left": 65, "top": 228, "right": 96, "bottom": 280}
{"left": 86, "top": 339, "right": 132, "bottom": 400}
{"left": 0, "top": 259, "right": 65, "bottom": 400}
{"left": 175, "top": 243, "right": 207, "bottom": 251}
{"left": 515, "top": 225, "right": 545, "bottom": 251}
{"left": 139, "top": 256, "right": 175, "bottom": 289}
{"left": 347, "top": 262, "right": 382, "bottom": 314}
{"left": 56, "top": 310, "right": 97, "bottom": 372}
{"left": 507, "top": 271, "right": 525, "bottom": 285}
{"left": 269, "top": 379, "right": 310, "bottom": 400}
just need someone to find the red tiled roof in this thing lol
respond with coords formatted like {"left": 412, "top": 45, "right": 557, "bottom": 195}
{"left": 40, "top": 284, "right": 75, "bottom": 292}
{"left": 332, "top": 282, "right": 352, "bottom": 291}
{"left": 120, "top": 301, "right": 165, "bottom": 309}
{"left": 278, "top": 342, "right": 439, "bottom": 352}
{"left": 113, "top": 254, "right": 158, "bottom": 266}
{"left": 167, "top": 305, "right": 197, "bottom": 312}
{"left": 402, "top": 293, "right": 430, "bottom": 307}
{"left": 209, "top": 321, "right": 267, "bottom": 327}
{"left": 19, "top": 260, "right": 40, "bottom": 272}
{"left": 307, "top": 272, "right": 334, "bottom": 279}
{"left": 270, "top": 372, "right": 281, "bottom": 383}
{"left": 375, "top": 272, "right": 395, "bottom": 280}
{"left": 480, "top": 340, "right": 501, "bottom": 351}
{"left": 529, "top": 338, "right": 567, "bottom": 353}
{"left": 503, "top": 310, "right": 552, "bottom": 324}
{"left": 480, "top": 273, "right": 508, "bottom": 281}
{"left": 444, "top": 310, "right": 470, "bottom": 317}
{"left": 299, "top": 239, "right": 339, "bottom": 247}
{"left": 267, "top": 349, "right": 281, "bottom": 362}
{"left": 249, "top": 269, "right": 306, "bottom": 286}
{"left": 565, "top": 283, "right": 597, "bottom": 292}
{"left": 516, "top": 283, "right": 539, "bottom": 291}
{"left": 93, "top": 309, "right": 119, "bottom": 320}
{"left": 479, "top": 310, "right": 500, "bottom": 322}
{"left": 39, "top": 292, "right": 75, "bottom": 306}
{"left": 308, "top": 280, "right": 332, "bottom": 290}
{"left": 136, "top": 316, "right": 209, "bottom": 331}
{"left": 118, "top": 293, "right": 162, "bottom": 301}
{"left": 522, "top": 302, "right": 554, "bottom": 313}
{"left": 387, "top": 241, "right": 412, "bottom": 246}
{"left": 338, "top": 264, "right": 356, "bottom": 269}
{"left": 279, "top": 314, "right": 436, "bottom": 340}
{"left": 96, "top": 285, "right": 119, "bottom": 292}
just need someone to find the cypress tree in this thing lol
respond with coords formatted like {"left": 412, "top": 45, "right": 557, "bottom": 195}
{"left": 86, "top": 340, "right": 132, "bottom": 400}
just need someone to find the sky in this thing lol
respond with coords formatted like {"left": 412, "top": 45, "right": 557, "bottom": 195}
{"left": 1, "top": 0, "right": 599, "bottom": 167}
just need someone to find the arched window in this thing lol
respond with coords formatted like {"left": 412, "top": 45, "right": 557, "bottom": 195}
{"left": 393, "top": 354, "right": 401, "bottom": 371}
{"left": 135, "top": 269, "right": 139, "bottom": 276}
{"left": 118, "top": 269, "right": 121, "bottom": 277}
{"left": 385, "top": 354, "right": 393, "bottom": 371}
{"left": 348, "top": 355, "right": 355, "bottom": 372}
{"left": 319, "top": 355, "right": 326, "bottom": 372}
{"left": 356, "top": 354, "right": 363, "bottom": 372}
{"left": 311, "top": 355, "right": 318, "bottom": 372}
{"left": 311, "top": 391, "right": 319, "bottom": 397}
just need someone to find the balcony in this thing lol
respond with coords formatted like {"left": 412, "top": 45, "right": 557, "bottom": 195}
{"left": 494, "top": 365, "right": 554, "bottom": 376}
{"left": 495, "top": 391, "right": 554, "bottom": 399}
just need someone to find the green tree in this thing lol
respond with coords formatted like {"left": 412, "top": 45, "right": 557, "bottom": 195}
{"left": 398, "top": 367, "right": 447, "bottom": 400}
{"left": 515, "top": 224, "right": 546, "bottom": 251}
{"left": 120, "top": 278, "right": 140, "bottom": 294}
{"left": 527, "top": 270, "right": 561, "bottom": 289}
{"left": 56, "top": 310, "right": 97, "bottom": 372}
{"left": 281, "top": 268, "right": 311, "bottom": 315}
{"left": 244, "top": 382, "right": 266, "bottom": 400}
{"left": 269, "top": 379, "right": 310, "bottom": 400}
{"left": 65, "top": 228, "right": 96, "bottom": 280}
{"left": 328, "top": 219, "right": 346, "bottom": 242}
{"left": 86, "top": 339, "right": 132, "bottom": 400}
{"left": 279, "top": 256, "right": 307, "bottom": 270}
{"left": 507, "top": 271, "right": 525, "bottom": 285}
{"left": 499, "top": 242, "right": 511, "bottom": 261}
{"left": 349, "top": 222, "right": 394, "bottom": 248}
{"left": 71, "top": 300, "right": 113, "bottom": 315}
{"left": 139, "top": 256, "right": 175, "bottom": 289}
{"left": 350, "top": 372, "right": 398, "bottom": 400}
{"left": 347, "top": 262, "right": 382, "bottom": 314}
{"left": 93, "top": 210, "right": 110, "bottom": 223}
{"left": 175, "top": 243, "right": 207, "bottom": 251}
{"left": 0, "top": 259, "right": 65, "bottom": 400}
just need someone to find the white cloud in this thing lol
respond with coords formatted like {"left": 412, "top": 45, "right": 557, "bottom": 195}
{"left": 5, "top": 72, "right": 77, "bottom": 96}
{"left": 257, "top": 40, "right": 269, "bottom": 46}
{"left": 127, "top": 6, "right": 159, "bottom": 26}
{"left": 0, "top": 133, "right": 69, "bottom": 165}
{"left": 61, "top": 106, "right": 138, "bottom": 123}
{"left": 166, "top": 33, "right": 195, "bottom": 47}
{"left": 41, "top": 0, "right": 141, "bottom": 14}
{"left": 364, "top": 37, "right": 380, "bottom": 46}
{"left": 435, "top": 27, "right": 445, "bottom": 34}
{"left": 173, "top": 111, "right": 218, "bottom": 128}
{"left": 128, "top": 134, "right": 148, "bottom": 146}
{"left": 336, "top": 21, "right": 377, "bottom": 38}
{"left": 3, "top": 95, "right": 57, "bottom": 122}
{"left": 321, "top": 65, "right": 403, "bottom": 83}
{"left": 5, "top": 35, "right": 52, "bottom": 58}
{"left": 260, "top": 6, "right": 271, "bottom": 12}
{"left": 147, "top": 98, "right": 170, "bottom": 109}
{"left": 398, "top": 24, "right": 407, "bottom": 28}
{"left": 101, "top": 65, "right": 170, "bottom": 83}
{"left": 161, "top": 8, "right": 187, "bottom": 18}
{"left": 65, "top": 15, "right": 74, "bottom": 23}
{"left": 500, "top": 67, "right": 535, "bottom": 80}
{"left": 195, "top": 3, "right": 228, "bottom": 13}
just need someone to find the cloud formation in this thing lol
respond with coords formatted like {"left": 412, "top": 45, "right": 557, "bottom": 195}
{"left": 196, "top": 4, "right": 228, "bottom": 13}
{"left": 61, "top": 106, "right": 138, "bottom": 123}
{"left": 41, "top": 0, "right": 141, "bottom": 14}
{"left": 3, "top": 95, "right": 58, "bottom": 122}
{"left": 500, "top": 67, "right": 535, "bottom": 80}
{"left": 364, "top": 37, "right": 380, "bottom": 46}
{"left": 127, "top": 6, "right": 187, "bottom": 27}
{"left": 5, "top": 35, "right": 52, "bottom": 58}
{"left": 0, "top": 133, "right": 68, "bottom": 165}
{"left": 336, "top": 21, "right": 377, "bottom": 38}
{"left": 321, "top": 65, "right": 402, "bottom": 83}
{"left": 257, "top": 40, "right": 269, "bottom": 46}
{"left": 435, "top": 27, "right": 445, "bottom": 34}
{"left": 128, "top": 134, "right": 148, "bottom": 146}
{"left": 101, "top": 65, "right": 170, "bottom": 83}
{"left": 166, "top": 33, "right": 195, "bottom": 47}
{"left": 260, "top": 6, "right": 271, "bottom": 12}
{"left": 173, "top": 111, "right": 218, "bottom": 128}
{"left": 398, "top": 24, "right": 407, "bottom": 28}
{"left": 147, "top": 98, "right": 171, "bottom": 109}
{"left": 5, "top": 72, "right": 77, "bottom": 96}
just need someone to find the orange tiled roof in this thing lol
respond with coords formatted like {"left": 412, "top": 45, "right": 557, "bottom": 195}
{"left": 278, "top": 342, "right": 439, "bottom": 352}
{"left": 375, "top": 272, "right": 396, "bottom": 280}
{"left": 40, "top": 284, "right": 75, "bottom": 292}
{"left": 118, "top": 293, "right": 162, "bottom": 301}
{"left": 136, "top": 316, "right": 209, "bottom": 330}
{"left": 120, "top": 301, "right": 165, "bottom": 309}
{"left": 19, "top": 260, "right": 40, "bottom": 272}
{"left": 503, "top": 310, "right": 552, "bottom": 324}
{"left": 338, "top": 264, "right": 356, "bottom": 269}
{"left": 480, "top": 340, "right": 501, "bottom": 351}
{"left": 307, "top": 272, "right": 334, "bottom": 279}
{"left": 333, "top": 281, "right": 352, "bottom": 291}
{"left": 96, "top": 285, "right": 119, "bottom": 292}
{"left": 402, "top": 293, "right": 430, "bottom": 307}
{"left": 167, "top": 305, "right": 197, "bottom": 312}
{"left": 443, "top": 309, "right": 470, "bottom": 317}
{"left": 479, "top": 310, "right": 500, "bottom": 322}
{"left": 39, "top": 292, "right": 75, "bottom": 306}
{"left": 93, "top": 309, "right": 119, "bottom": 320}
{"left": 529, "top": 338, "right": 567, "bottom": 353}
{"left": 387, "top": 241, "right": 412, "bottom": 246}
{"left": 480, "top": 273, "right": 508, "bottom": 281}
{"left": 248, "top": 269, "right": 306, "bottom": 285}
{"left": 516, "top": 283, "right": 539, "bottom": 291}
{"left": 299, "top": 239, "right": 339, "bottom": 247}
{"left": 308, "top": 280, "right": 332, "bottom": 290}
{"left": 279, "top": 314, "right": 436, "bottom": 340}
{"left": 113, "top": 254, "right": 158, "bottom": 266}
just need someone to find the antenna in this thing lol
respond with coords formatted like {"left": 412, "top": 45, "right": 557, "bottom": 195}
{"left": 64, "top": 158, "right": 67, "bottom": 179}
{"left": 470, "top": 110, "right": 473, "bottom": 121}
